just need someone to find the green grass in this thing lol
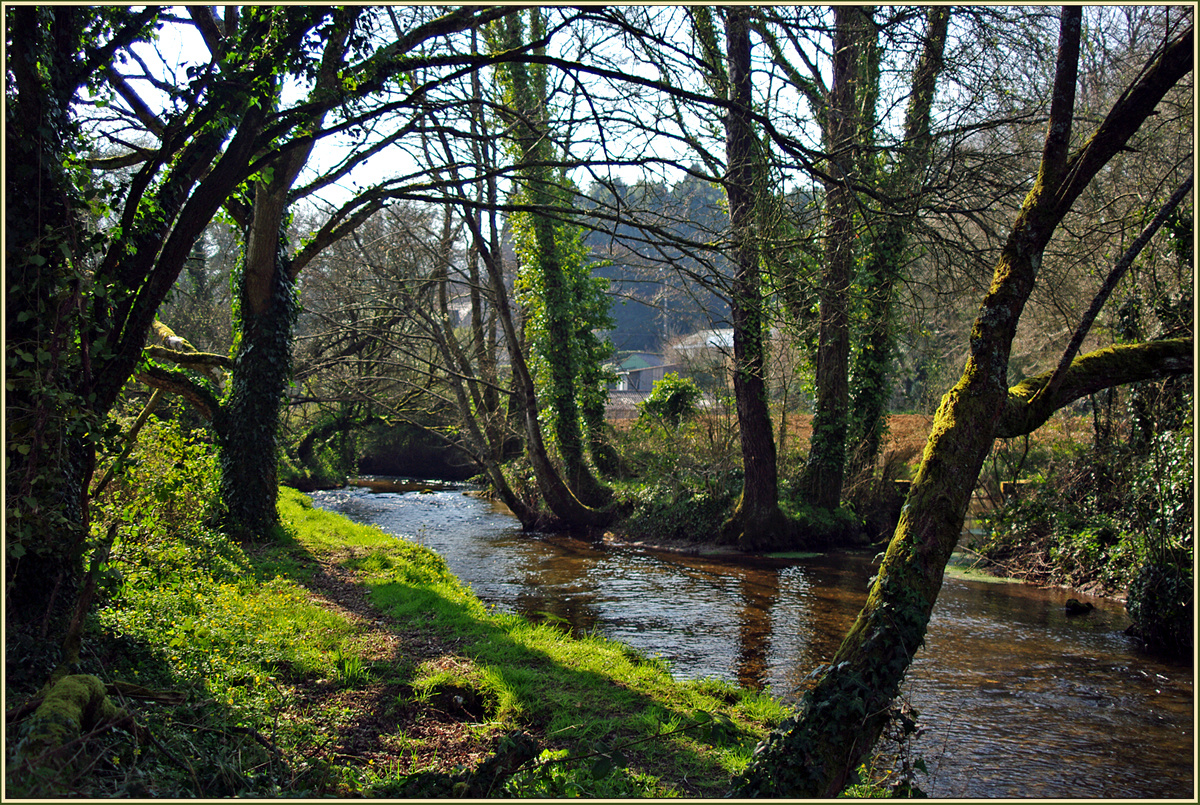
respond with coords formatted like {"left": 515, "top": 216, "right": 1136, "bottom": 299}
{"left": 275, "top": 487, "right": 787, "bottom": 796}
{"left": 10, "top": 478, "right": 785, "bottom": 798}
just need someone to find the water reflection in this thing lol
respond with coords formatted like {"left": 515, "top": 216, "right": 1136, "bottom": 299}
{"left": 309, "top": 483, "right": 1193, "bottom": 798}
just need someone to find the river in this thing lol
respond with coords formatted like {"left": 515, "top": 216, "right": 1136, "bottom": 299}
{"left": 310, "top": 481, "right": 1194, "bottom": 798}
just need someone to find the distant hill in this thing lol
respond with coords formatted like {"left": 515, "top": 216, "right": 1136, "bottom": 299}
{"left": 581, "top": 174, "right": 732, "bottom": 352}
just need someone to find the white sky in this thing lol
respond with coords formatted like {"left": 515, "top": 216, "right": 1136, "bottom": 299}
{"left": 112, "top": 6, "right": 831, "bottom": 218}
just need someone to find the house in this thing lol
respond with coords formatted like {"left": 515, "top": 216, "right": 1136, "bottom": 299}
{"left": 664, "top": 328, "right": 735, "bottom": 390}
{"left": 604, "top": 351, "right": 678, "bottom": 419}
{"left": 609, "top": 351, "right": 677, "bottom": 392}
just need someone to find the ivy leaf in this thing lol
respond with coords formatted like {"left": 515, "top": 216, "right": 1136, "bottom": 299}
{"left": 590, "top": 755, "right": 612, "bottom": 779}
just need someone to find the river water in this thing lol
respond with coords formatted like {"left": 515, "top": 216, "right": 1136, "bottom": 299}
{"left": 310, "top": 481, "right": 1194, "bottom": 798}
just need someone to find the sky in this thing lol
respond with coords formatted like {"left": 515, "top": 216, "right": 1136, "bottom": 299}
{"left": 109, "top": 6, "right": 830, "bottom": 218}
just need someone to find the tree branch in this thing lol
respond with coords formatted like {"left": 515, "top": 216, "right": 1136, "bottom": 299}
{"left": 1034, "top": 172, "right": 1193, "bottom": 409}
{"left": 136, "top": 364, "right": 221, "bottom": 420}
{"left": 1039, "top": 7, "right": 1082, "bottom": 181}
{"left": 997, "top": 338, "right": 1193, "bottom": 438}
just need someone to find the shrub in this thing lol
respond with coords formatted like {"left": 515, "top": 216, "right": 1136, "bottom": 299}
{"left": 1126, "top": 561, "right": 1193, "bottom": 657}
{"left": 1125, "top": 419, "right": 1193, "bottom": 564}
{"left": 974, "top": 395, "right": 1193, "bottom": 598}
{"left": 280, "top": 439, "right": 348, "bottom": 492}
{"left": 975, "top": 482, "right": 1138, "bottom": 593}
{"left": 638, "top": 373, "right": 703, "bottom": 428}
{"left": 616, "top": 473, "right": 741, "bottom": 544}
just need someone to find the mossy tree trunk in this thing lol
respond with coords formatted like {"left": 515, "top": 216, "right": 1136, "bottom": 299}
{"left": 496, "top": 10, "right": 612, "bottom": 510}
{"left": 3, "top": 6, "right": 257, "bottom": 642}
{"left": 996, "top": 339, "right": 1193, "bottom": 439}
{"left": 212, "top": 12, "right": 352, "bottom": 537}
{"left": 473, "top": 220, "right": 613, "bottom": 529}
{"left": 798, "top": 6, "right": 870, "bottom": 511}
{"left": 737, "top": 12, "right": 1192, "bottom": 796}
{"left": 217, "top": 126, "right": 309, "bottom": 538}
{"left": 429, "top": 206, "right": 543, "bottom": 528}
{"left": 217, "top": 215, "right": 300, "bottom": 537}
{"left": 15, "top": 674, "right": 126, "bottom": 770}
{"left": 847, "top": 6, "right": 950, "bottom": 476}
{"left": 424, "top": 68, "right": 611, "bottom": 530}
{"left": 5, "top": 7, "right": 100, "bottom": 638}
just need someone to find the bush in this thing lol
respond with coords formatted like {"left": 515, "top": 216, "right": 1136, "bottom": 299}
{"left": 280, "top": 439, "right": 348, "bottom": 492}
{"left": 973, "top": 395, "right": 1193, "bottom": 597}
{"left": 638, "top": 373, "right": 703, "bottom": 428}
{"left": 972, "top": 440, "right": 1140, "bottom": 593}
{"left": 1126, "top": 561, "right": 1193, "bottom": 656}
{"left": 1125, "top": 419, "right": 1193, "bottom": 564}
{"left": 778, "top": 500, "right": 863, "bottom": 548}
{"left": 616, "top": 473, "right": 741, "bottom": 544}
{"left": 975, "top": 482, "right": 1138, "bottom": 593}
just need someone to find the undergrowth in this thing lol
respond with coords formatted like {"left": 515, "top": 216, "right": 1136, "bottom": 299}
{"left": 971, "top": 407, "right": 1192, "bottom": 600}
{"left": 7, "top": 414, "right": 786, "bottom": 798}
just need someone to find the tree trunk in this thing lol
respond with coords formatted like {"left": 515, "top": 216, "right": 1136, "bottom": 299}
{"left": 848, "top": 7, "right": 950, "bottom": 476}
{"left": 720, "top": 7, "right": 792, "bottom": 550}
{"left": 214, "top": 12, "right": 352, "bottom": 536}
{"left": 4, "top": 8, "right": 155, "bottom": 643}
{"left": 5, "top": 7, "right": 90, "bottom": 639}
{"left": 737, "top": 12, "right": 1191, "bottom": 796}
{"left": 462, "top": 191, "right": 613, "bottom": 529}
{"left": 427, "top": 69, "right": 610, "bottom": 529}
{"left": 217, "top": 205, "right": 299, "bottom": 537}
{"left": 430, "top": 207, "right": 543, "bottom": 529}
{"left": 799, "top": 6, "right": 868, "bottom": 510}
{"left": 997, "top": 338, "right": 1193, "bottom": 438}
{"left": 499, "top": 11, "right": 611, "bottom": 509}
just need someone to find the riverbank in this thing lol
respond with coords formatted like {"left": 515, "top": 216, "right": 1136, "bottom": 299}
{"left": 305, "top": 482, "right": 1193, "bottom": 798}
{"left": 8, "top": 487, "right": 786, "bottom": 798}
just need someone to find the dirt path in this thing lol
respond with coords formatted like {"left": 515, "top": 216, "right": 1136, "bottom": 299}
{"left": 286, "top": 551, "right": 495, "bottom": 782}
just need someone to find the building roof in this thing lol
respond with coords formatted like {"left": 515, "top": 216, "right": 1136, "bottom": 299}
{"left": 671, "top": 328, "right": 734, "bottom": 352}
{"left": 617, "top": 352, "right": 663, "bottom": 371}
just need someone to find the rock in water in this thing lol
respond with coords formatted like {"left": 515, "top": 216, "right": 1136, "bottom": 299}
{"left": 1064, "top": 598, "right": 1095, "bottom": 616}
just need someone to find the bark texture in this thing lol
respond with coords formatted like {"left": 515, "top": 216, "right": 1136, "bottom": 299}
{"left": 499, "top": 11, "right": 611, "bottom": 509}
{"left": 996, "top": 338, "right": 1193, "bottom": 439}
{"left": 848, "top": 6, "right": 950, "bottom": 474}
{"left": 798, "top": 6, "right": 869, "bottom": 510}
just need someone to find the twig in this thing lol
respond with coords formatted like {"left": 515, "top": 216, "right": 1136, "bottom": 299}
{"left": 231, "top": 725, "right": 285, "bottom": 759}
{"left": 6, "top": 697, "right": 43, "bottom": 722}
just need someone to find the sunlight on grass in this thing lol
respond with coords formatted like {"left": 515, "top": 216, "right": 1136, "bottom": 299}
{"left": 83, "top": 481, "right": 787, "bottom": 797}
{"left": 280, "top": 487, "right": 788, "bottom": 795}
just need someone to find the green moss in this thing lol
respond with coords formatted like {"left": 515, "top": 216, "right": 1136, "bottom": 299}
{"left": 21, "top": 675, "right": 123, "bottom": 766}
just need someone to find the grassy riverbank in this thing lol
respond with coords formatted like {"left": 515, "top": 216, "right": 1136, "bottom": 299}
{"left": 8, "top": 483, "right": 786, "bottom": 798}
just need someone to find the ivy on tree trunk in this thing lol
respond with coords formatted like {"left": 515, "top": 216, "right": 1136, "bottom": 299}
{"left": 848, "top": 7, "right": 950, "bottom": 477}
{"left": 217, "top": 222, "right": 299, "bottom": 538}
{"left": 719, "top": 8, "right": 792, "bottom": 550}
{"left": 798, "top": 6, "right": 869, "bottom": 512}
{"left": 495, "top": 10, "right": 612, "bottom": 510}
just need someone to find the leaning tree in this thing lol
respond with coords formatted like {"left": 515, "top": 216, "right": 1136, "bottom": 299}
{"left": 737, "top": 7, "right": 1192, "bottom": 796}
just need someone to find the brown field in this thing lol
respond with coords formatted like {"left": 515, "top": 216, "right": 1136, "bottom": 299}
{"left": 613, "top": 410, "right": 1095, "bottom": 466}
{"left": 781, "top": 413, "right": 935, "bottom": 456}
